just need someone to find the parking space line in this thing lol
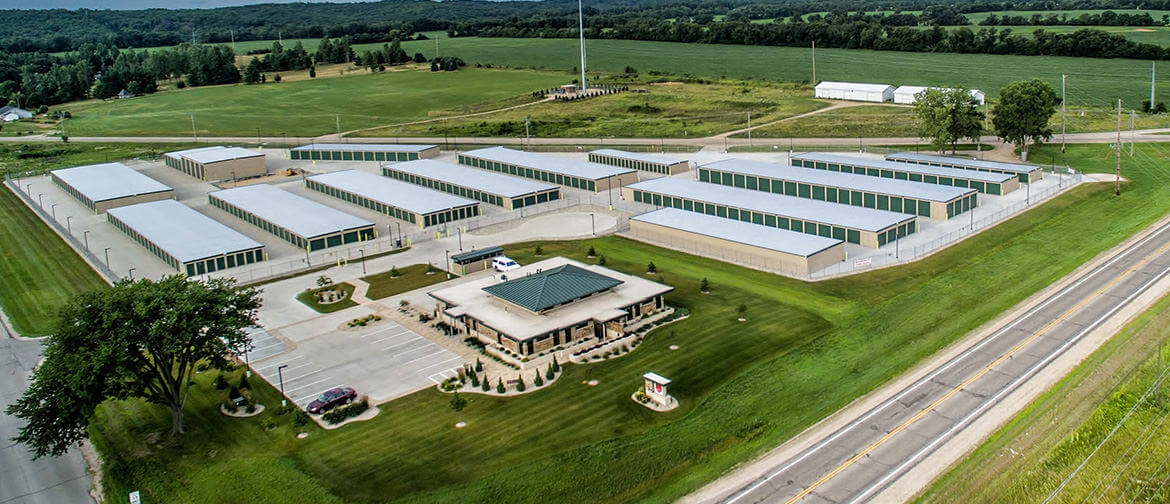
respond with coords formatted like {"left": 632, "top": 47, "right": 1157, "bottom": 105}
{"left": 261, "top": 361, "right": 312, "bottom": 375}
{"left": 387, "top": 344, "right": 439, "bottom": 361}
{"left": 296, "top": 384, "right": 346, "bottom": 404}
{"left": 359, "top": 326, "right": 400, "bottom": 339}
{"left": 279, "top": 368, "right": 326, "bottom": 385}
{"left": 250, "top": 340, "right": 286, "bottom": 352}
{"left": 371, "top": 330, "right": 412, "bottom": 344}
{"left": 284, "top": 377, "right": 333, "bottom": 396}
{"left": 417, "top": 357, "right": 465, "bottom": 373}
{"left": 253, "top": 355, "right": 304, "bottom": 371}
{"left": 381, "top": 336, "right": 425, "bottom": 352}
{"left": 401, "top": 351, "right": 458, "bottom": 368}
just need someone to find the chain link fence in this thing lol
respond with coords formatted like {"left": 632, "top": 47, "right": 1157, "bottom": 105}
{"left": 4, "top": 174, "right": 119, "bottom": 282}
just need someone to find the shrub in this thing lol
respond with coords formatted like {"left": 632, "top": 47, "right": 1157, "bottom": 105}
{"left": 551, "top": 355, "right": 560, "bottom": 372}
{"left": 481, "top": 375, "right": 491, "bottom": 392}
{"left": 533, "top": 373, "right": 543, "bottom": 387}
{"left": 293, "top": 410, "right": 310, "bottom": 427}
{"left": 598, "top": 255, "right": 607, "bottom": 266}
{"left": 238, "top": 374, "right": 250, "bottom": 390}
{"left": 245, "top": 400, "right": 257, "bottom": 414}
{"left": 214, "top": 374, "right": 229, "bottom": 390}
{"left": 323, "top": 398, "right": 369, "bottom": 424}
{"left": 390, "top": 266, "right": 401, "bottom": 277}
{"left": 261, "top": 418, "right": 277, "bottom": 431}
{"left": 546, "top": 363, "right": 555, "bottom": 380}
{"left": 309, "top": 67, "right": 317, "bottom": 78}
{"left": 418, "top": 313, "right": 432, "bottom": 323}
{"left": 534, "top": 245, "right": 544, "bottom": 256}
{"left": 469, "top": 372, "right": 479, "bottom": 387}
{"left": 228, "top": 385, "right": 241, "bottom": 400}
{"left": 426, "top": 263, "right": 438, "bottom": 274}
{"left": 176, "top": 80, "right": 187, "bottom": 89}
{"left": 224, "top": 400, "right": 238, "bottom": 413}
{"left": 587, "top": 246, "right": 596, "bottom": 257}
{"left": 515, "top": 375, "right": 526, "bottom": 392}
{"left": 475, "top": 358, "right": 483, "bottom": 372}
{"left": 647, "top": 261, "right": 657, "bottom": 273}
{"left": 274, "top": 73, "right": 282, "bottom": 82}
{"left": 276, "top": 404, "right": 293, "bottom": 416}
{"left": 316, "top": 275, "right": 332, "bottom": 288}
{"left": 700, "top": 277, "right": 710, "bottom": 292}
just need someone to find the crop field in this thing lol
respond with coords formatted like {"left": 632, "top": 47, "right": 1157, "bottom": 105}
{"left": 919, "top": 289, "right": 1170, "bottom": 503}
{"left": 357, "top": 79, "right": 827, "bottom": 139}
{"left": 83, "top": 139, "right": 1170, "bottom": 504}
{"left": 386, "top": 37, "right": 1170, "bottom": 107}
{"left": 62, "top": 67, "right": 565, "bottom": 137}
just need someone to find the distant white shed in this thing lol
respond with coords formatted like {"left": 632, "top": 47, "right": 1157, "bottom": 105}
{"left": 893, "top": 85, "right": 986, "bottom": 106}
{"left": 814, "top": 81, "right": 895, "bottom": 103}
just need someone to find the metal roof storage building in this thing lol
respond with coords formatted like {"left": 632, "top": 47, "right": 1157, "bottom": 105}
{"left": 588, "top": 149, "right": 690, "bottom": 175}
{"left": 306, "top": 169, "right": 480, "bottom": 228}
{"left": 884, "top": 152, "right": 1044, "bottom": 183}
{"left": 892, "top": 86, "right": 986, "bottom": 105}
{"left": 290, "top": 143, "right": 439, "bottom": 162}
{"left": 208, "top": 184, "right": 375, "bottom": 252}
{"left": 790, "top": 152, "right": 1018, "bottom": 195}
{"left": 699, "top": 158, "right": 976, "bottom": 221}
{"left": 624, "top": 176, "right": 915, "bottom": 248}
{"left": 630, "top": 208, "right": 845, "bottom": 275}
{"left": 458, "top": 146, "right": 638, "bottom": 192}
{"left": 164, "top": 146, "right": 266, "bottom": 181}
{"left": 814, "top": 81, "right": 895, "bottom": 103}
{"left": 382, "top": 159, "right": 560, "bottom": 210}
{"left": 107, "top": 199, "right": 265, "bottom": 277}
{"left": 51, "top": 162, "right": 174, "bottom": 213}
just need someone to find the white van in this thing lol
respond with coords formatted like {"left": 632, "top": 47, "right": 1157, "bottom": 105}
{"left": 492, "top": 256, "right": 521, "bottom": 272}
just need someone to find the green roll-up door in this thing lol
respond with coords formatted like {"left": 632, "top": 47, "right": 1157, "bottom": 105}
{"left": 863, "top": 193, "right": 876, "bottom": 208}
{"left": 700, "top": 170, "right": 710, "bottom": 182}
{"left": 798, "top": 184, "right": 811, "bottom": 198}
{"left": 918, "top": 200, "right": 931, "bottom": 217}
{"left": 846, "top": 229, "right": 860, "bottom": 244}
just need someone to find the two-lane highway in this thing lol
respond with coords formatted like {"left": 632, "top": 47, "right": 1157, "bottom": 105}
{"left": 704, "top": 218, "right": 1170, "bottom": 504}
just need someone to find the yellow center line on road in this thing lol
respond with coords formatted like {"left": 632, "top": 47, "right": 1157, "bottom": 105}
{"left": 783, "top": 239, "right": 1170, "bottom": 504}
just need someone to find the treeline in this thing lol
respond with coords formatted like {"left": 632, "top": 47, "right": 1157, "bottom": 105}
{"left": 979, "top": 11, "right": 1163, "bottom": 26}
{"left": 7, "top": 0, "right": 1170, "bottom": 54}
{"left": 0, "top": 43, "right": 239, "bottom": 108}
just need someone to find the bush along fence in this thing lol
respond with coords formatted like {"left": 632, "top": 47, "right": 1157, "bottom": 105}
{"left": 437, "top": 358, "right": 564, "bottom": 397}
{"left": 323, "top": 397, "right": 370, "bottom": 425}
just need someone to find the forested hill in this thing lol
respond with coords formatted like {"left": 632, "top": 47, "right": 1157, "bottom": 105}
{"left": 6, "top": 0, "right": 1170, "bottom": 53}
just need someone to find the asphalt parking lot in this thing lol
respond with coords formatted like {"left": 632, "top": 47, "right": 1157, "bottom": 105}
{"left": 249, "top": 318, "right": 465, "bottom": 407}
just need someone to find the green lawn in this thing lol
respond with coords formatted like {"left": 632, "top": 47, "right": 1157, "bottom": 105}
{"left": 918, "top": 292, "right": 1170, "bottom": 504}
{"left": 295, "top": 283, "right": 358, "bottom": 313}
{"left": 0, "top": 142, "right": 208, "bottom": 336}
{"left": 63, "top": 67, "right": 566, "bottom": 137}
{"left": 361, "top": 264, "right": 452, "bottom": 300}
{"left": 390, "top": 37, "right": 1170, "bottom": 107}
{"left": 962, "top": 9, "right": 1170, "bottom": 24}
{"left": 743, "top": 104, "right": 917, "bottom": 138}
{"left": 359, "top": 79, "right": 828, "bottom": 139}
{"left": 86, "top": 141, "right": 1170, "bottom": 503}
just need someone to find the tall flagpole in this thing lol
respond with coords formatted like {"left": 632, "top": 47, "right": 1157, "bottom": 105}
{"left": 578, "top": 0, "right": 588, "bottom": 92}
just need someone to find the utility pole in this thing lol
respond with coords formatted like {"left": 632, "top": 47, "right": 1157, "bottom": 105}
{"left": 1116, "top": 98, "right": 1122, "bottom": 196}
{"left": 524, "top": 117, "right": 531, "bottom": 149}
{"left": 1061, "top": 73, "right": 1066, "bottom": 153}
{"left": 811, "top": 40, "right": 817, "bottom": 85}
{"left": 230, "top": 29, "right": 237, "bottom": 66}
{"left": 577, "top": 0, "right": 587, "bottom": 92}
{"left": 746, "top": 112, "right": 751, "bottom": 147}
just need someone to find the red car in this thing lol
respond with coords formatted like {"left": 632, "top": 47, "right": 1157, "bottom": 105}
{"left": 307, "top": 387, "right": 357, "bottom": 414}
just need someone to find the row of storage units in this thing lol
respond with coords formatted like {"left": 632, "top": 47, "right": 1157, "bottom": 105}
{"left": 382, "top": 159, "right": 561, "bottom": 210}
{"left": 789, "top": 152, "right": 1019, "bottom": 195}
{"left": 107, "top": 199, "right": 266, "bottom": 277}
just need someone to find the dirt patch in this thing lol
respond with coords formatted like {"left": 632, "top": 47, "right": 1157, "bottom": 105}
{"left": 650, "top": 81, "right": 684, "bottom": 86}
{"left": 1136, "top": 28, "right": 1156, "bottom": 32}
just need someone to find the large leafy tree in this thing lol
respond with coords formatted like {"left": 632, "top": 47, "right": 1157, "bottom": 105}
{"left": 913, "top": 87, "right": 984, "bottom": 154}
{"left": 992, "top": 78, "right": 1058, "bottom": 161}
{"left": 6, "top": 275, "right": 260, "bottom": 458}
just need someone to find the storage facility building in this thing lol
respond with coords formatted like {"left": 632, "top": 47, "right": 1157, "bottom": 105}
{"left": 107, "top": 199, "right": 265, "bottom": 277}
{"left": 892, "top": 86, "right": 986, "bottom": 105}
{"left": 790, "top": 152, "right": 1018, "bottom": 195}
{"left": 449, "top": 246, "right": 504, "bottom": 275}
{"left": 430, "top": 257, "right": 673, "bottom": 357}
{"left": 51, "top": 162, "right": 174, "bottom": 213}
{"left": 306, "top": 169, "right": 480, "bottom": 228}
{"left": 382, "top": 159, "right": 560, "bottom": 210}
{"left": 458, "top": 147, "right": 638, "bottom": 192}
{"left": 164, "top": 146, "right": 266, "bottom": 181}
{"left": 290, "top": 143, "right": 439, "bottom": 162}
{"left": 884, "top": 152, "right": 1044, "bottom": 183}
{"left": 814, "top": 81, "right": 895, "bottom": 102}
{"left": 208, "top": 184, "right": 375, "bottom": 252}
{"left": 588, "top": 149, "right": 690, "bottom": 175}
{"left": 624, "top": 176, "right": 915, "bottom": 248}
{"left": 630, "top": 208, "right": 845, "bottom": 275}
{"left": 699, "top": 158, "right": 977, "bottom": 220}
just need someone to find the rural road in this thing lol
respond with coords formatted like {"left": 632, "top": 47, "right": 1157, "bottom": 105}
{"left": 5, "top": 129, "right": 1169, "bottom": 150}
{"left": 0, "top": 337, "right": 93, "bottom": 504}
{"left": 689, "top": 217, "right": 1170, "bottom": 504}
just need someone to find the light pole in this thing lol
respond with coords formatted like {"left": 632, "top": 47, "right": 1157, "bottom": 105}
{"left": 25, "top": 183, "right": 31, "bottom": 195}
{"left": 128, "top": 268, "right": 136, "bottom": 281}
{"left": 590, "top": 213, "right": 595, "bottom": 236}
{"left": 457, "top": 227, "right": 463, "bottom": 251}
{"left": 445, "top": 249, "right": 451, "bottom": 279}
{"left": 82, "top": 230, "right": 90, "bottom": 250}
{"left": 50, "top": 203, "right": 58, "bottom": 220}
{"left": 66, "top": 216, "right": 72, "bottom": 234}
{"left": 103, "top": 247, "right": 111, "bottom": 270}
{"left": 242, "top": 343, "right": 251, "bottom": 377}
{"left": 277, "top": 364, "right": 289, "bottom": 407}
{"left": 37, "top": 193, "right": 43, "bottom": 208}
{"left": 396, "top": 222, "right": 402, "bottom": 247}
{"left": 358, "top": 248, "right": 366, "bottom": 276}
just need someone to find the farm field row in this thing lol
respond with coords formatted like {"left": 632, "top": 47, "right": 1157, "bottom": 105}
{"left": 84, "top": 141, "right": 1170, "bottom": 503}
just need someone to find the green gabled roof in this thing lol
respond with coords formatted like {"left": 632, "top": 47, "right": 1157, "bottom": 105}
{"left": 483, "top": 264, "right": 623, "bottom": 313}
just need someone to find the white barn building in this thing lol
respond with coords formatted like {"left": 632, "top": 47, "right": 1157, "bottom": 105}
{"left": 814, "top": 81, "right": 895, "bottom": 103}
{"left": 893, "top": 86, "right": 986, "bottom": 105}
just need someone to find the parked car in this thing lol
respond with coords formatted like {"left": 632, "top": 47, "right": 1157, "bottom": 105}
{"left": 307, "top": 386, "right": 357, "bottom": 414}
{"left": 492, "top": 256, "right": 521, "bottom": 272}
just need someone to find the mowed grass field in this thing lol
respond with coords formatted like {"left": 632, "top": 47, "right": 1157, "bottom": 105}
{"left": 745, "top": 104, "right": 917, "bottom": 138}
{"left": 0, "top": 143, "right": 205, "bottom": 336}
{"left": 391, "top": 37, "right": 1170, "bottom": 107}
{"left": 919, "top": 292, "right": 1170, "bottom": 503}
{"left": 358, "top": 79, "right": 827, "bottom": 138}
{"left": 63, "top": 67, "right": 565, "bottom": 137}
{"left": 87, "top": 140, "right": 1170, "bottom": 504}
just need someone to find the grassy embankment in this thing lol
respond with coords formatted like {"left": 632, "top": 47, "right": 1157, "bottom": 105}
{"left": 86, "top": 141, "right": 1170, "bottom": 504}
{"left": 0, "top": 143, "right": 205, "bottom": 336}
{"left": 361, "top": 264, "right": 451, "bottom": 300}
